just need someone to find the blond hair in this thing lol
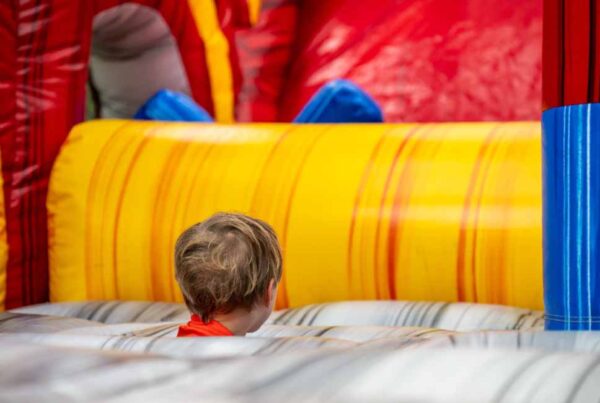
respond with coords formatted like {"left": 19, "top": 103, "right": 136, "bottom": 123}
{"left": 175, "top": 213, "right": 282, "bottom": 322}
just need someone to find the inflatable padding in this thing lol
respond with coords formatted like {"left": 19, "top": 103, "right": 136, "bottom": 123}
{"left": 270, "top": 301, "right": 544, "bottom": 331}
{"left": 12, "top": 300, "right": 543, "bottom": 331}
{"left": 0, "top": 329, "right": 354, "bottom": 359}
{"left": 12, "top": 300, "right": 188, "bottom": 324}
{"left": 2, "top": 338, "right": 600, "bottom": 402}
{"left": 6, "top": 301, "right": 600, "bottom": 402}
{"left": 48, "top": 121, "right": 542, "bottom": 309}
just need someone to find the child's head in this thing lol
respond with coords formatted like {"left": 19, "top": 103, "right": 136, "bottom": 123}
{"left": 175, "top": 213, "right": 282, "bottom": 332}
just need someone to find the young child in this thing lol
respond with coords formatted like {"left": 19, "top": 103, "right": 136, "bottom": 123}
{"left": 175, "top": 212, "right": 282, "bottom": 337}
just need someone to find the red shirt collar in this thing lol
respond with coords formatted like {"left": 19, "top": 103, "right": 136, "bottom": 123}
{"left": 177, "top": 314, "right": 233, "bottom": 337}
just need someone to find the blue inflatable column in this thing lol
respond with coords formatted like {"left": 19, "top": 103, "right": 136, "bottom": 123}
{"left": 542, "top": 0, "right": 600, "bottom": 330}
{"left": 543, "top": 105, "right": 600, "bottom": 330}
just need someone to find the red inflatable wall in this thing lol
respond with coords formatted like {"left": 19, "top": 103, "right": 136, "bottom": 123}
{"left": 278, "top": 0, "right": 542, "bottom": 122}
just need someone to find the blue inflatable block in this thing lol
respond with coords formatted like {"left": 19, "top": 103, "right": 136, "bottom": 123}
{"left": 542, "top": 103, "right": 600, "bottom": 330}
{"left": 293, "top": 79, "right": 383, "bottom": 123}
{"left": 134, "top": 89, "right": 213, "bottom": 122}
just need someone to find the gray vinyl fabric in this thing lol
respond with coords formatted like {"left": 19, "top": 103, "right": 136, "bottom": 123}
{"left": 12, "top": 300, "right": 545, "bottom": 330}
{"left": 90, "top": 4, "right": 192, "bottom": 118}
{"left": 1, "top": 339, "right": 599, "bottom": 403}
{"left": 249, "top": 324, "right": 451, "bottom": 342}
{"left": 270, "top": 301, "right": 545, "bottom": 331}
{"left": 0, "top": 332, "right": 355, "bottom": 359}
{"left": 425, "top": 330, "right": 600, "bottom": 353}
{"left": 11, "top": 301, "right": 190, "bottom": 323}
{"left": 5, "top": 300, "right": 600, "bottom": 403}
{"left": 0, "top": 312, "right": 103, "bottom": 333}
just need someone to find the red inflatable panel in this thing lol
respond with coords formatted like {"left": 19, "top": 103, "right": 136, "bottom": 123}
{"left": 279, "top": 0, "right": 542, "bottom": 122}
{"left": 543, "top": 0, "right": 600, "bottom": 110}
{"left": 0, "top": 0, "right": 94, "bottom": 308}
{"left": 235, "top": 0, "right": 298, "bottom": 122}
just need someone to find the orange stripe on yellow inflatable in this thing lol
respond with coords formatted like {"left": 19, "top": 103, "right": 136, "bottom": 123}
{"left": 0, "top": 153, "right": 7, "bottom": 312}
{"left": 187, "top": 0, "right": 234, "bottom": 123}
{"left": 48, "top": 121, "right": 543, "bottom": 310}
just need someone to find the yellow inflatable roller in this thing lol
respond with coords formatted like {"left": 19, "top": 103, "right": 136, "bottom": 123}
{"left": 48, "top": 121, "right": 542, "bottom": 310}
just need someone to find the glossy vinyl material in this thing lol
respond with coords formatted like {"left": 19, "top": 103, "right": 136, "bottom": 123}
{"left": 48, "top": 121, "right": 542, "bottom": 310}
{"left": 542, "top": 104, "right": 600, "bottom": 330}
{"left": 8, "top": 302, "right": 600, "bottom": 402}
{"left": 293, "top": 79, "right": 383, "bottom": 123}
{"left": 235, "top": 0, "right": 298, "bottom": 122}
{"left": 543, "top": 0, "right": 600, "bottom": 110}
{"left": 134, "top": 90, "right": 214, "bottom": 122}
{"left": 279, "top": 0, "right": 542, "bottom": 122}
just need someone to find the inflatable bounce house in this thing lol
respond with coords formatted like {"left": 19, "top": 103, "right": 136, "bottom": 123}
{"left": 1, "top": 0, "right": 600, "bottom": 401}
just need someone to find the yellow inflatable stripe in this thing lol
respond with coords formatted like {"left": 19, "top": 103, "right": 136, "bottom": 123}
{"left": 188, "top": 0, "right": 234, "bottom": 123}
{"left": 248, "top": 0, "right": 261, "bottom": 25}
{"left": 48, "top": 121, "right": 543, "bottom": 310}
{"left": 0, "top": 152, "right": 6, "bottom": 312}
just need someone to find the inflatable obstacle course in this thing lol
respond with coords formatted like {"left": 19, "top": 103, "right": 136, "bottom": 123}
{"left": 2, "top": 0, "right": 600, "bottom": 401}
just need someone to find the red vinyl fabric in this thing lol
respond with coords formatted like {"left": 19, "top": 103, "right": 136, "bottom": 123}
{"left": 278, "top": 0, "right": 542, "bottom": 122}
{"left": 235, "top": 0, "right": 298, "bottom": 122}
{"left": 0, "top": 0, "right": 94, "bottom": 308}
{"left": 543, "top": 0, "right": 600, "bottom": 110}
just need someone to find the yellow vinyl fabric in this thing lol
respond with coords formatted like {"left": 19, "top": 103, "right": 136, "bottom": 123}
{"left": 0, "top": 154, "right": 6, "bottom": 311}
{"left": 48, "top": 121, "right": 543, "bottom": 310}
{"left": 188, "top": 0, "right": 234, "bottom": 123}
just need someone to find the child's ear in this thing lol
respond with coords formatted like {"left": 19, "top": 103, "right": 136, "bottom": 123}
{"left": 264, "top": 278, "right": 276, "bottom": 306}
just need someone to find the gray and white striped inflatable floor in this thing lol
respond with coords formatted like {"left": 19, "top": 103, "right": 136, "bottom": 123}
{"left": 2, "top": 300, "right": 599, "bottom": 402}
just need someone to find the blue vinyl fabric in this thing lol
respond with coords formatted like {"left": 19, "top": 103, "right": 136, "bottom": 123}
{"left": 542, "top": 103, "right": 600, "bottom": 330}
{"left": 134, "top": 89, "right": 213, "bottom": 122}
{"left": 293, "top": 79, "right": 383, "bottom": 123}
